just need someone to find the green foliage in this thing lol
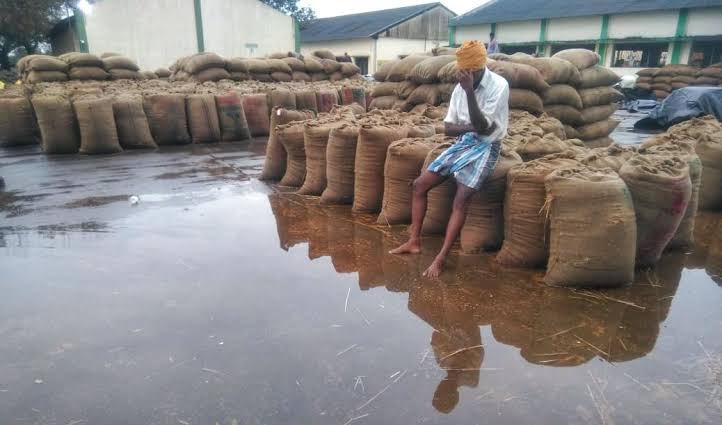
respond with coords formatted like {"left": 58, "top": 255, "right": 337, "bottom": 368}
{"left": 260, "top": 0, "right": 316, "bottom": 25}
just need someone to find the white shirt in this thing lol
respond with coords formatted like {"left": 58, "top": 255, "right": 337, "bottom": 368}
{"left": 444, "top": 68, "right": 509, "bottom": 142}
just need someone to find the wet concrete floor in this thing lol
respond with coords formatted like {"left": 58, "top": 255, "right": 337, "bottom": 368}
{"left": 1, "top": 140, "right": 721, "bottom": 425}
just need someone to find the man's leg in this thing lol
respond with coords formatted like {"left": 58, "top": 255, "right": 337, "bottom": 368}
{"left": 423, "top": 182, "right": 476, "bottom": 278}
{"left": 389, "top": 170, "right": 447, "bottom": 255}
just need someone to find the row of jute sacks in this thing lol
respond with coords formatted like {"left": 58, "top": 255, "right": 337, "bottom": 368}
{"left": 370, "top": 48, "right": 623, "bottom": 146}
{"left": 260, "top": 105, "right": 722, "bottom": 287}
{"left": 169, "top": 51, "right": 362, "bottom": 83}
{"left": 0, "top": 84, "right": 371, "bottom": 152}
{"left": 16, "top": 52, "right": 170, "bottom": 84}
{"left": 637, "top": 63, "right": 722, "bottom": 99}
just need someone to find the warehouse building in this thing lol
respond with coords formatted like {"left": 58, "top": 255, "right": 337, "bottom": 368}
{"left": 50, "top": 0, "right": 297, "bottom": 70}
{"left": 451, "top": 0, "right": 722, "bottom": 74}
{"left": 299, "top": 3, "right": 456, "bottom": 75}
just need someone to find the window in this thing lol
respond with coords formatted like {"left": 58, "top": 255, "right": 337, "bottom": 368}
{"left": 612, "top": 42, "right": 668, "bottom": 68}
{"left": 551, "top": 44, "right": 595, "bottom": 55}
{"left": 689, "top": 41, "right": 722, "bottom": 67}
{"left": 354, "top": 57, "right": 369, "bottom": 75}
{"left": 500, "top": 44, "right": 537, "bottom": 55}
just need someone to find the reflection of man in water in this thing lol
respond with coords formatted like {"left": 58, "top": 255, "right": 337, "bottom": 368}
{"left": 431, "top": 326, "right": 483, "bottom": 413}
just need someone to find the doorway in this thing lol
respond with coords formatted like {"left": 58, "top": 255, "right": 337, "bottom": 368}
{"left": 354, "top": 56, "right": 369, "bottom": 75}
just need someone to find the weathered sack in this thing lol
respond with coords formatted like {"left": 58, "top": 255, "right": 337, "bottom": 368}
{"left": 32, "top": 96, "right": 80, "bottom": 154}
{"left": 373, "top": 60, "right": 397, "bottom": 82}
{"left": 516, "top": 134, "right": 584, "bottom": 161}
{"left": 68, "top": 67, "right": 109, "bottom": 80}
{"left": 541, "top": 84, "right": 583, "bottom": 109}
{"left": 378, "top": 138, "right": 438, "bottom": 224}
{"left": 241, "top": 94, "right": 270, "bottom": 136}
{"left": 579, "top": 104, "right": 617, "bottom": 125}
{"left": 578, "top": 65, "right": 620, "bottom": 88}
{"left": 295, "top": 91, "right": 318, "bottom": 113}
{"left": 353, "top": 124, "right": 409, "bottom": 213}
{"left": 0, "top": 97, "right": 39, "bottom": 146}
{"left": 509, "top": 57, "right": 582, "bottom": 86}
{"left": 576, "top": 118, "right": 619, "bottom": 140}
{"left": 316, "top": 90, "right": 339, "bottom": 113}
{"left": 278, "top": 122, "right": 309, "bottom": 187}
{"left": 184, "top": 52, "right": 225, "bottom": 74}
{"left": 544, "top": 104, "right": 583, "bottom": 126}
{"left": 321, "top": 124, "right": 360, "bottom": 205}
{"left": 696, "top": 132, "right": 722, "bottom": 210}
{"left": 580, "top": 144, "right": 637, "bottom": 171}
{"left": 143, "top": 94, "right": 191, "bottom": 145}
{"left": 112, "top": 96, "right": 157, "bottom": 149}
{"left": 437, "top": 61, "right": 459, "bottom": 83}
{"left": 422, "top": 141, "right": 457, "bottom": 234}
{"left": 552, "top": 49, "right": 600, "bottom": 70}
{"left": 544, "top": 167, "right": 636, "bottom": 287}
{"left": 409, "top": 56, "right": 456, "bottom": 84}
{"left": 372, "top": 82, "right": 400, "bottom": 98}
{"left": 269, "top": 89, "right": 296, "bottom": 110}
{"left": 387, "top": 55, "right": 429, "bottom": 82}
{"left": 108, "top": 69, "right": 143, "bottom": 80}
{"left": 25, "top": 70, "right": 68, "bottom": 84}
{"left": 578, "top": 87, "right": 624, "bottom": 108}
{"left": 509, "top": 89, "right": 544, "bottom": 115}
{"left": 260, "top": 108, "right": 315, "bottom": 181}
{"left": 74, "top": 97, "right": 123, "bottom": 154}
{"left": 369, "top": 96, "right": 398, "bottom": 110}
{"left": 186, "top": 95, "right": 221, "bottom": 144}
{"left": 299, "top": 121, "right": 340, "bottom": 195}
{"left": 102, "top": 56, "right": 139, "bottom": 71}
{"left": 619, "top": 155, "right": 692, "bottom": 266}
{"left": 215, "top": 93, "right": 251, "bottom": 142}
{"left": 488, "top": 60, "right": 550, "bottom": 92}
{"left": 461, "top": 148, "right": 523, "bottom": 253}
{"left": 407, "top": 84, "right": 442, "bottom": 106}
{"left": 193, "top": 67, "right": 231, "bottom": 82}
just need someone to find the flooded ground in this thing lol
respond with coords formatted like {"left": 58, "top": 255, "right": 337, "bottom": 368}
{"left": 1, "top": 135, "right": 721, "bottom": 425}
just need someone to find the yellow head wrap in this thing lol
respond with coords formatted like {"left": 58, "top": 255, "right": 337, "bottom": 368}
{"left": 456, "top": 40, "right": 488, "bottom": 71}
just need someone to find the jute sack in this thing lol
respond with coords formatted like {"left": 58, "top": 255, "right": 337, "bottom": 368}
{"left": 241, "top": 94, "right": 270, "bottom": 136}
{"left": 215, "top": 93, "right": 251, "bottom": 142}
{"left": 544, "top": 167, "right": 636, "bottom": 287}
{"left": 439, "top": 83, "right": 455, "bottom": 102}
{"left": 541, "top": 84, "right": 583, "bottom": 109}
{"left": 579, "top": 143, "right": 637, "bottom": 171}
{"left": 510, "top": 57, "right": 582, "bottom": 86}
{"left": 143, "top": 94, "right": 191, "bottom": 145}
{"left": 409, "top": 56, "right": 456, "bottom": 84}
{"left": 112, "top": 96, "right": 157, "bottom": 149}
{"left": 461, "top": 147, "right": 523, "bottom": 253}
{"left": 656, "top": 64, "right": 698, "bottom": 77}
{"left": 700, "top": 67, "right": 722, "bottom": 79}
{"left": 25, "top": 70, "right": 68, "bottom": 84}
{"left": 304, "top": 57, "right": 324, "bottom": 73}
{"left": 340, "top": 62, "right": 361, "bottom": 77}
{"left": 269, "top": 89, "right": 297, "bottom": 110}
{"left": 636, "top": 68, "right": 658, "bottom": 77}
{"left": 68, "top": 67, "right": 109, "bottom": 80}
{"left": 313, "top": 50, "right": 336, "bottom": 60}
{"left": 226, "top": 58, "right": 248, "bottom": 73}
{"left": 516, "top": 134, "right": 585, "bottom": 161}
{"left": 636, "top": 83, "right": 652, "bottom": 91}
{"left": 372, "top": 82, "right": 400, "bottom": 98}
{"left": 373, "top": 60, "right": 397, "bottom": 82}
{"left": 407, "top": 84, "right": 441, "bottom": 106}
{"left": 316, "top": 89, "right": 339, "bottom": 113}
{"left": 0, "top": 97, "right": 39, "bottom": 146}
{"left": 340, "top": 87, "right": 366, "bottom": 107}
{"left": 353, "top": 124, "right": 409, "bottom": 213}
{"left": 641, "top": 142, "right": 701, "bottom": 248}
{"left": 654, "top": 76, "right": 673, "bottom": 84}
{"left": 278, "top": 122, "right": 309, "bottom": 187}
{"left": 73, "top": 97, "right": 122, "bottom": 154}
{"left": 387, "top": 55, "right": 429, "bottom": 82}
{"left": 242, "top": 59, "right": 271, "bottom": 73}
{"left": 186, "top": 94, "right": 221, "bottom": 144}
{"left": 250, "top": 72, "right": 273, "bottom": 82}
{"left": 21, "top": 55, "right": 68, "bottom": 73}
{"left": 184, "top": 52, "right": 225, "bottom": 74}
{"left": 32, "top": 96, "right": 80, "bottom": 154}
{"left": 579, "top": 65, "right": 621, "bottom": 89}
{"left": 377, "top": 138, "right": 438, "bottom": 224}
{"left": 295, "top": 91, "right": 318, "bottom": 113}
{"left": 578, "top": 87, "right": 624, "bottom": 108}
{"left": 141, "top": 70, "right": 158, "bottom": 79}
{"left": 583, "top": 136, "right": 614, "bottom": 149}
{"left": 552, "top": 49, "right": 600, "bottom": 70}
{"left": 543, "top": 104, "right": 583, "bottom": 126}
{"left": 320, "top": 59, "right": 341, "bottom": 74}
{"left": 192, "top": 67, "right": 231, "bottom": 82}
{"left": 292, "top": 71, "right": 310, "bottom": 82}
{"left": 666, "top": 115, "right": 722, "bottom": 140}
{"left": 60, "top": 52, "right": 103, "bottom": 68}
{"left": 637, "top": 76, "right": 653, "bottom": 84}
{"left": 488, "top": 61, "right": 550, "bottom": 92}
{"left": 579, "top": 104, "right": 617, "bottom": 125}
{"left": 496, "top": 155, "right": 580, "bottom": 267}
{"left": 424, "top": 105, "right": 448, "bottom": 120}
{"left": 321, "top": 124, "right": 360, "bottom": 205}
{"left": 282, "top": 57, "right": 306, "bottom": 72}
{"left": 696, "top": 132, "right": 722, "bottom": 210}
{"left": 651, "top": 83, "right": 672, "bottom": 92}
{"left": 271, "top": 72, "right": 292, "bottom": 82}
{"left": 406, "top": 123, "right": 436, "bottom": 138}
{"left": 619, "top": 155, "right": 692, "bottom": 266}
{"left": 422, "top": 141, "right": 457, "bottom": 234}
{"left": 576, "top": 118, "right": 619, "bottom": 141}
{"left": 299, "top": 120, "right": 341, "bottom": 195}
{"left": 509, "top": 89, "right": 544, "bottom": 115}
{"left": 369, "top": 96, "right": 397, "bottom": 110}
{"left": 102, "top": 56, "right": 139, "bottom": 71}
{"left": 438, "top": 61, "right": 459, "bottom": 83}
{"left": 535, "top": 115, "right": 566, "bottom": 139}
{"left": 693, "top": 76, "right": 719, "bottom": 86}
{"left": 396, "top": 80, "right": 419, "bottom": 100}
{"left": 328, "top": 71, "right": 344, "bottom": 81}
{"left": 260, "top": 108, "right": 316, "bottom": 181}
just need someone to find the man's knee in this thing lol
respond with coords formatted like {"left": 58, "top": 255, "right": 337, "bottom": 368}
{"left": 412, "top": 177, "right": 432, "bottom": 195}
{"left": 452, "top": 188, "right": 475, "bottom": 210}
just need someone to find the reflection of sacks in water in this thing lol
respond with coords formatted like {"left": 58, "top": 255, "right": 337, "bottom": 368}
{"left": 380, "top": 235, "right": 421, "bottom": 292}
{"left": 489, "top": 282, "right": 543, "bottom": 352}
{"left": 353, "top": 223, "right": 385, "bottom": 290}
{"left": 686, "top": 212, "right": 720, "bottom": 269}
{"left": 268, "top": 195, "right": 310, "bottom": 251}
{"left": 326, "top": 214, "right": 357, "bottom": 274}
{"left": 306, "top": 205, "right": 331, "bottom": 260}
{"left": 705, "top": 220, "right": 722, "bottom": 285}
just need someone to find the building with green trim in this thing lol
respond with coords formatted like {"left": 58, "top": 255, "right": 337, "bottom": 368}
{"left": 450, "top": 0, "right": 722, "bottom": 74}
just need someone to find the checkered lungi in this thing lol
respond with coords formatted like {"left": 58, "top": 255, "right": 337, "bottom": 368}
{"left": 427, "top": 132, "right": 500, "bottom": 190}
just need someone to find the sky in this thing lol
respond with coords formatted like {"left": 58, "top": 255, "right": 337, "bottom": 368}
{"left": 298, "top": 0, "right": 489, "bottom": 18}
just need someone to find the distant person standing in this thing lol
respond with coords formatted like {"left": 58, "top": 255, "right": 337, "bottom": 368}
{"left": 488, "top": 32, "right": 499, "bottom": 54}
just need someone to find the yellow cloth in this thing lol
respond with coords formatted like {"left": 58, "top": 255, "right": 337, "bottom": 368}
{"left": 0, "top": 81, "right": 5, "bottom": 90}
{"left": 456, "top": 40, "right": 487, "bottom": 71}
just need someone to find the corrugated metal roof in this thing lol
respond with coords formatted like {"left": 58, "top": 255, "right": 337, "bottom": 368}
{"left": 454, "top": 0, "right": 722, "bottom": 26}
{"left": 300, "top": 3, "right": 453, "bottom": 43}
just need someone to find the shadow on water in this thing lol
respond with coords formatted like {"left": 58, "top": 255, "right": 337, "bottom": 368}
{"left": 268, "top": 192, "right": 722, "bottom": 418}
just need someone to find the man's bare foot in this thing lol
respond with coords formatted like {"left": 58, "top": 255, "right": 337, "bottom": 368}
{"left": 389, "top": 239, "right": 421, "bottom": 255}
{"left": 423, "top": 256, "right": 445, "bottom": 278}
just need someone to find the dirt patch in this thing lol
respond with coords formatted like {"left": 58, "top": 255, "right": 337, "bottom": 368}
{"left": 63, "top": 195, "right": 130, "bottom": 209}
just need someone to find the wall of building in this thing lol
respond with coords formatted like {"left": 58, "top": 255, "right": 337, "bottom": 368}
{"left": 496, "top": 20, "right": 540, "bottom": 43}
{"left": 85, "top": 0, "right": 198, "bottom": 70}
{"left": 376, "top": 37, "right": 440, "bottom": 62}
{"left": 608, "top": 10, "right": 678, "bottom": 39}
{"left": 547, "top": 16, "right": 601, "bottom": 41}
{"left": 382, "top": 5, "right": 454, "bottom": 40}
{"left": 201, "top": 0, "right": 295, "bottom": 58}
{"left": 300, "top": 39, "right": 375, "bottom": 60}
{"left": 686, "top": 7, "right": 722, "bottom": 36}
{"left": 455, "top": 23, "right": 492, "bottom": 44}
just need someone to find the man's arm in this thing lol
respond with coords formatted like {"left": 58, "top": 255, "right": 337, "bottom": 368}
{"left": 444, "top": 122, "right": 475, "bottom": 137}
{"left": 459, "top": 70, "right": 494, "bottom": 135}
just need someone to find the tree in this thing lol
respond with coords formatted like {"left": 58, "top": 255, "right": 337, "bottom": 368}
{"left": 260, "top": 0, "right": 316, "bottom": 25}
{"left": 0, "top": 0, "right": 73, "bottom": 69}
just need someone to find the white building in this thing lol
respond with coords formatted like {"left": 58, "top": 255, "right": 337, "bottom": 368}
{"left": 50, "top": 0, "right": 297, "bottom": 70}
{"left": 452, "top": 0, "right": 722, "bottom": 75}
{"left": 300, "top": 3, "right": 456, "bottom": 75}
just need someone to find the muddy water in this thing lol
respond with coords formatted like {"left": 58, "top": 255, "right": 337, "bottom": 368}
{"left": 1, "top": 143, "right": 721, "bottom": 425}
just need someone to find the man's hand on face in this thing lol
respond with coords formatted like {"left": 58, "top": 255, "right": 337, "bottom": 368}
{"left": 457, "top": 70, "right": 475, "bottom": 93}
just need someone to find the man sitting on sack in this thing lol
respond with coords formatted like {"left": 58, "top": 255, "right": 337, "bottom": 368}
{"left": 390, "top": 40, "right": 509, "bottom": 278}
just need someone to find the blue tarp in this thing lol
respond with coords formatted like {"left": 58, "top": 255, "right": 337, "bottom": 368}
{"left": 634, "top": 87, "right": 722, "bottom": 130}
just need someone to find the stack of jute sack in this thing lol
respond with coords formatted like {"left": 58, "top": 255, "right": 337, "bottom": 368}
{"left": 101, "top": 53, "right": 143, "bottom": 80}
{"left": 170, "top": 52, "right": 231, "bottom": 82}
{"left": 60, "top": 52, "right": 109, "bottom": 81}
{"left": 636, "top": 63, "right": 722, "bottom": 99}
{"left": 17, "top": 55, "right": 69, "bottom": 84}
